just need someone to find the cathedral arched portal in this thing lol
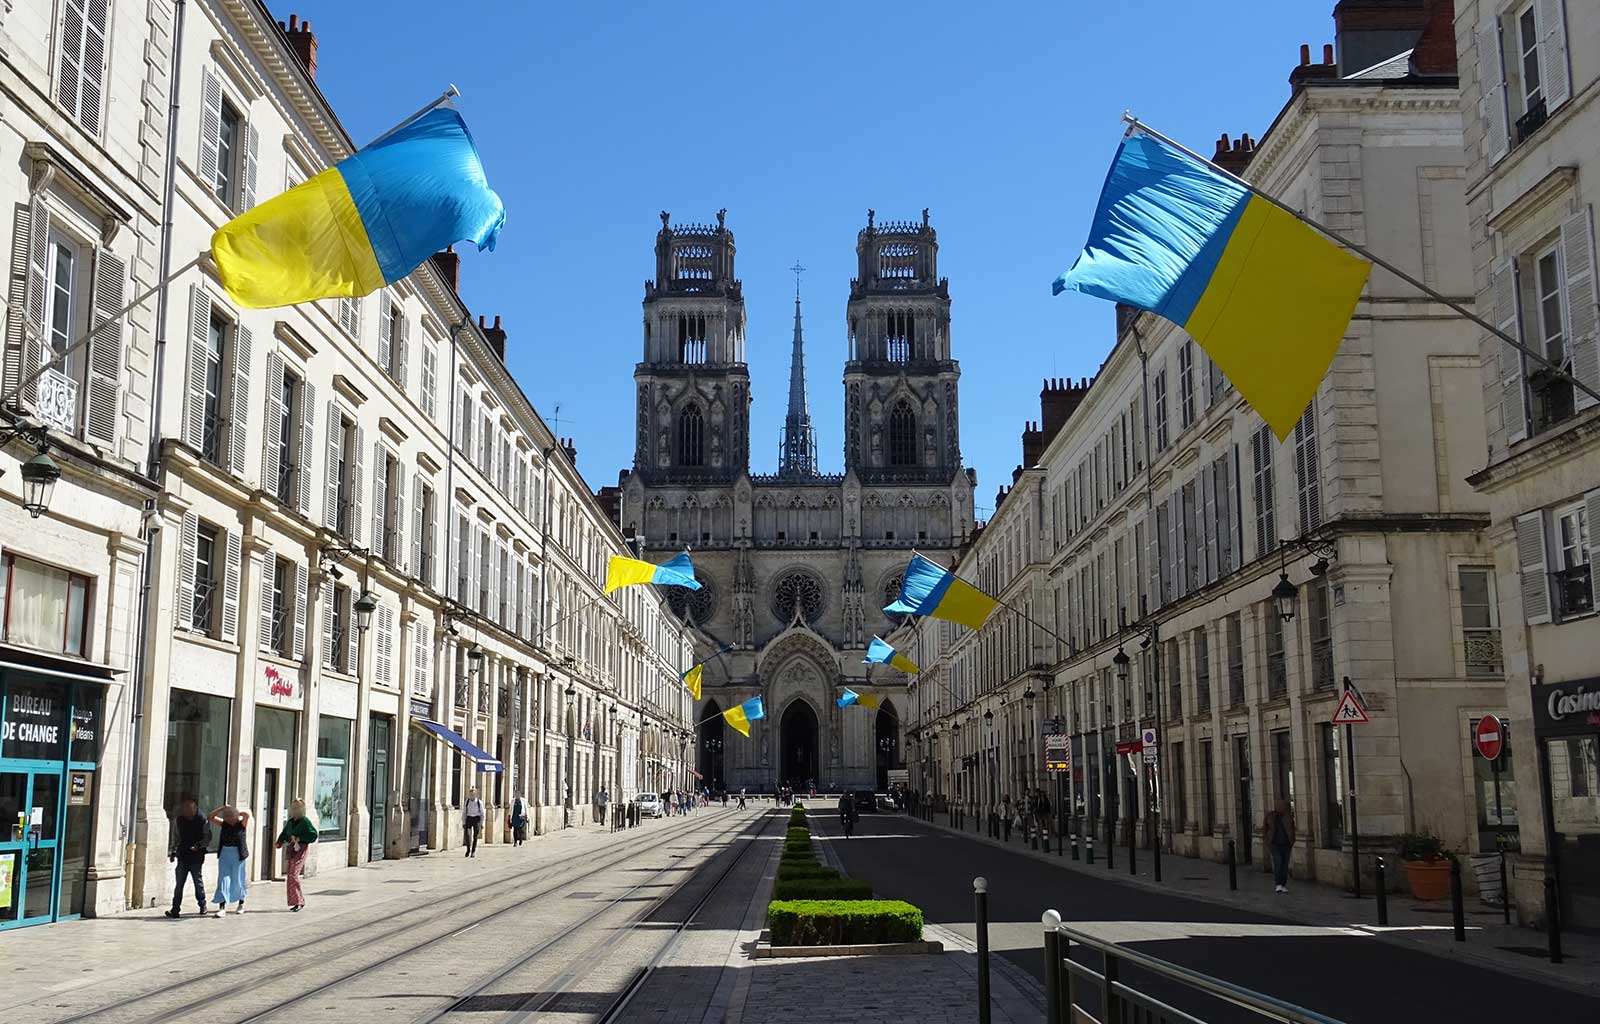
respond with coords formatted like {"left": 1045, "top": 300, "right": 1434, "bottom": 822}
{"left": 698, "top": 698, "right": 726, "bottom": 790}
{"left": 876, "top": 699, "right": 900, "bottom": 790}
{"left": 780, "top": 699, "right": 819, "bottom": 790}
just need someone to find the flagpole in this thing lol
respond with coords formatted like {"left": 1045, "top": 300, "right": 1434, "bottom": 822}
{"left": 1121, "top": 112, "right": 1600, "bottom": 407}
{"left": 368, "top": 85, "right": 461, "bottom": 147}
{"left": 2, "top": 253, "right": 205, "bottom": 410}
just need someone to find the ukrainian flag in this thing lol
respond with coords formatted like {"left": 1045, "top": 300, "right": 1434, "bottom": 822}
{"left": 1053, "top": 132, "right": 1370, "bottom": 440}
{"left": 836, "top": 688, "right": 859, "bottom": 708}
{"left": 212, "top": 98, "right": 504, "bottom": 309}
{"left": 865, "top": 636, "right": 920, "bottom": 674}
{"left": 857, "top": 693, "right": 881, "bottom": 710}
{"left": 605, "top": 551, "right": 701, "bottom": 595}
{"left": 722, "top": 696, "right": 764, "bottom": 738}
{"left": 884, "top": 553, "right": 997, "bottom": 630}
{"left": 682, "top": 663, "right": 704, "bottom": 701}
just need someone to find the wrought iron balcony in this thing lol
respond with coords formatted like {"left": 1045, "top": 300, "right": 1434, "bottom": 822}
{"left": 1464, "top": 628, "right": 1503, "bottom": 676}
{"left": 1554, "top": 564, "right": 1594, "bottom": 619}
{"left": 1516, "top": 96, "right": 1548, "bottom": 145}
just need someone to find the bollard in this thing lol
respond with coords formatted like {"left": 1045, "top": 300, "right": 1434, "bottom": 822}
{"left": 1227, "top": 839, "right": 1238, "bottom": 891}
{"left": 974, "top": 878, "right": 992, "bottom": 1024}
{"left": 1042, "top": 910, "right": 1063, "bottom": 1024}
{"left": 1375, "top": 857, "right": 1389, "bottom": 926}
{"left": 1451, "top": 857, "right": 1466, "bottom": 942}
{"left": 1032, "top": 820, "right": 1040, "bottom": 851}
{"left": 1500, "top": 851, "right": 1510, "bottom": 926}
{"left": 1546, "top": 876, "right": 1563, "bottom": 964}
{"left": 1071, "top": 816, "right": 1079, "bottom": 861}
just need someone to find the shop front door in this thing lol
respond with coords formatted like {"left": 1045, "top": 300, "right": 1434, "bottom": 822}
{"left": 256, "top": 748, "right": 288, "bottom": 881}
{"left": 368, "top": 717, "right": 390, "bottom": 862}
{"left": 0, "top": 768, "right": 61, "bottom": 929}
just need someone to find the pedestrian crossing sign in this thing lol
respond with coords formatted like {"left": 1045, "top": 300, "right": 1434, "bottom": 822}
{"left": 1331, "top": 690, "right": 1368, "bottom": 725}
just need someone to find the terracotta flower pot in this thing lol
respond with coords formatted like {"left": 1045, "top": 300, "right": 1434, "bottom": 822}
{"left": 1405, "top": 858, "right": 1453, "bottom": 901}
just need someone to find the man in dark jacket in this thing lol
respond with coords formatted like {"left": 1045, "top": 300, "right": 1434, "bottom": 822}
{"left": 165, "top": 797, "right": 211, "bottom": 918}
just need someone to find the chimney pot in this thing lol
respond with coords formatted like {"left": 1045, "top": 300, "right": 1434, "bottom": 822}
{"left": 289, "top": 14, "right": 298, "bottom": 30}
{"left": 429, "top": 246, "right": 460, "bottom": 293}
{"left": 1323, "top": 43, "right": 1334, "bottom": 65}
{"left": 281, "top": 13, "right": 318, "bottom": 81}
{"left": 1300, "top": 43, "right": 1311, "bottom": 65}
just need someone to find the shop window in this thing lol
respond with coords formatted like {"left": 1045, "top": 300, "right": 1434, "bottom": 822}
{"left": 1320, "top": 723, "right": 1343, "bottom": 850}
{"left": 2, "top": 554, "right": 91, "bottom": 657}
{"left": 162, "top": 690, "right": 232, "bottom": 817}
{"left": 316, "top": 716, "right": 352, "bottom": 840}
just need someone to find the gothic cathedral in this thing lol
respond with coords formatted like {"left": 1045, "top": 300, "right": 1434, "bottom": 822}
{"left": 616, "top": 210, "right": 974, "bottom": 792}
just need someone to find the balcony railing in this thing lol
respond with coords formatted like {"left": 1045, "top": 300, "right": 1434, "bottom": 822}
{"left": 1554, "top": 564, "right": 1594, "bottom": 620}
{"left": 1228, "top": 666, "right": 1245, "bottom": 708}
{"left": 1516, "top": 96, "right": 1548, "bottom": 145}
{"left": 1310, "top": 639, "right": 1334, "bottom": 692}
{"left": 1464, "top": 628, "right": 1503, "bottom": 676}
{"left": 1266, "top": 652, "right": 1287, "bottom": 700}
{"left": 193, "top": 578, "right": 217, "bottom": 634}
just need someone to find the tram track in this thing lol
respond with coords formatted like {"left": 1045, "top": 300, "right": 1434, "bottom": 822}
{"left": 36, "top": 809, "right": 748, "bottom": 1024}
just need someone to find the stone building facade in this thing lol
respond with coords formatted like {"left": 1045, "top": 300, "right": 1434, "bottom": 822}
{"left": 911, "top": 2, "right": 1509, "bottom": 894}
{"left": 616, "top": 211, "right": 975, "bottom": 792}
{"left": 1452, "top": 0, "right": 1600, "bottom": 929}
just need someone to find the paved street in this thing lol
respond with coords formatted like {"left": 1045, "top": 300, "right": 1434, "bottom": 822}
{"left": 820, "top": 808, "right": 1600, "bottom": 1022}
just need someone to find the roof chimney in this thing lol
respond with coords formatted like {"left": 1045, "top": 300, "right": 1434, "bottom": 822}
{"left": 1022, "top": 419, "right": 1046, "bottom": 468}
{"left": 561, "top": 438, "right": 577, "bottom": 465}
{"left": 1039, "top": 377, "right": 1092, "bottom": 446}
{"left": 1289, "top": 41, "right": 1339, "bottom": 93}
{"left": 1212, "top": 132, "right": 1257, "bottom": 176}
{"left": 479, "top": 314, "right": 506, "bottom": 362}
{"left": 1409, "top": 0, "right": 1458, "bottom": 76}
{"left": 277, "top": 14, "right": 318, "bottom": 81}
{"left": 1332, "top": 0, "right": 1432, "bottom": 77}
{"left": 430, "top": 245, "right": 460, "bottom": 294}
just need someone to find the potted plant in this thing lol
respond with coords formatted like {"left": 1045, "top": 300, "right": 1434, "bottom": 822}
{"left": 1397, "top": 830, "right": 1454, "bottom": 901}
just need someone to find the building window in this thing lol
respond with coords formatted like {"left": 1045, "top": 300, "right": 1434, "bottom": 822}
{"left": 1153, "top": 367, "right": 1169, "bottom": 451}
{"left": 478, "top": 531, "right": 491, "bottom": 615}
{"left": 1294, "top": 402, "right": 1321, "bottom": 534}
{"left": 1167, "top": 638, "right": 1182, "bottom": 720}
{"left": 270, "top": 557, "right": 291, "bottom": 657}
{"left": 421, "top": 341, "right": 439, "bottom": 418}
{"left": 1552, "top": 502, "right": 1593, "bottom": 618}
{"left": 201, "top": 312, "right": 228, "bottom": 465}
{"left": 329, "top": 583, "right": 349, "bottom": 673}
{"left": 677, "top": 403, "right": 705, "bottom": 467}
{"left": 1193, "top": 626, "right": 1210, "bottom": 713}
{"left": 1459, "top": 568, "right": 1502, "bottom": 675}
{"left": 56, "top": 0, "right": 110, "bottom": 134}
{"left": 1227, "top": 614, "right": 1246, "bottom": 707}
{"left": 1251, "top": 425, "right": 1276, "bottom": 559}
{"left": 275, "top": 369, "right": 299, "bottom": 504}
{"left": 193, "top": 524, "right": 220, "bottom": 635}
{"left": 381, "top": 451, "right": 402, "bottom": 563}
{"left": 1320, "top": 723, "right": 1344, "bottom": 850}
{"left": 44, "top": 234, "right": 90, "bottom": 428}
{"left": 1308, "top": 580, "right": 1333, "bottom": 691}
{"left": 215, "top": 101, "right": 242, "bottom": 206}
{"left": 1172, "top": 740, "right": 1187, "bottom": 829}
{"left": 499, "top": 546, "right": 511, "bottom": 624}
{"left": 1179, "top": 340, "right": 1195, "bottom": 428}
{"left": 384, "top": 302, "right": 405, "bottom": 383}
{"left": 889, "top": 399, "right": 917, "bottom": 467}
{"left": 334, "top": 414, "right": 355, "bottom": 540}
{"left": 457, "top": 392, "right": 474, "bottom": 455}
{"left": 1200, "top": 739, "right": 1216, "bottom": 834}
{"left": 1264, "top": 602, "right": 1287, "bottom": 700}
{"left": 1516, "top": 3, "right": 1542, "bottom": 112}
{"left": 419, "top": 483, "right": 437, "bottom": 584}
{"left": 1528, "top": 245, "right": 1575, "bottom": 434}
{"left": 2, "top": 554, "right": 91, "bottom": 657}
{"left": 479, "top": 414, "right": 493, "bottom": 474}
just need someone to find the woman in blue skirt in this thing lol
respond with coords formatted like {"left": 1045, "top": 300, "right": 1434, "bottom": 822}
{"left": 207, "top": 805, "right": 251, "bottom": 916}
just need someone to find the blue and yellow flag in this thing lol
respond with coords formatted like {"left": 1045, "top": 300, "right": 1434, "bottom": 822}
{"left": 865, "top": 636, "right": 920, "bottom": 674}
{"left": 213, "top": 99, "right": 504, "bottom": 309}
{"left": 836, "top": 688, "right": 858, "bottom": 708}
{"left": 884, "top": 553, "right": 997, "bottom": 630}
{"left": 605, "top": 551, "right": 701, "bottom": 595}
{"left": 1052, "top": 132, "right": 1370, "bottom": 440}
{"left": 681, "top": 663, "right": 704, "bottom": 701}
{"left": 723, "top": 696, "right": 765, "bottom": 737}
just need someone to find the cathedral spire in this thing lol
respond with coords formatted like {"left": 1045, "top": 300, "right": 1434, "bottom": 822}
{"left": 779, "top": 260, "right": 818, "bottom": 477}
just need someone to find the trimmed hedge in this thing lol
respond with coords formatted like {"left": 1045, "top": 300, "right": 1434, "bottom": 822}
{"left": 771, "top": 877, "right": 874, "bottom": 901}
{"left": 785, "top": 827, "right": 810, "bottom": 842}
{"left": 776, "top": 863, "right": 839, "bottom": 882}
{"left": 789, "top": 808, "right": 807, "bottom": 826}
{"left": 768, "top": 899, "right": 923, "bottom": 946}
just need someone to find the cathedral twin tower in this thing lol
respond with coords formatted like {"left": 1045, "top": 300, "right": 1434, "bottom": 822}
{"left": 617, "top": 209, "right": 974, "bottom": 790}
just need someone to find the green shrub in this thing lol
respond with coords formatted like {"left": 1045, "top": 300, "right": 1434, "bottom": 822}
{"left": 789, "top": 808, "right": 807, "bottom": 826}
{"left": 785, "top": 826, "right": 810, "bottom": 841}
{"left": 771, "top": 877, "right": 874, "bottom": 900}
{"left": 776, "top": 863, "right": 839, "bottom": 882}
{"left": 768, "top": 899, "right": 923, "bottom": 946}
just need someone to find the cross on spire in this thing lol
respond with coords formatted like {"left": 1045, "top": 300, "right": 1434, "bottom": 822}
{"left": 790, "top": 260, "right": 806, "bottom": 300}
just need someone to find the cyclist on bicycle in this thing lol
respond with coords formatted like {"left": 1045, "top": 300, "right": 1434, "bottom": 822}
{"left": 838, "top": 791, "right": 858, "bottom": 838}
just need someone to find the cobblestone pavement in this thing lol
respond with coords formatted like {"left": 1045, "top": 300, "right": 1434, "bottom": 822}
{"left": 2, "top": 806, "right": 767, "bottom": 1023}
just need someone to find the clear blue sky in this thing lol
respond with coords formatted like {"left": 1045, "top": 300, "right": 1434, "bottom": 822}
{"left": 291, "top": 0, "right": 1331, "bottom": 514}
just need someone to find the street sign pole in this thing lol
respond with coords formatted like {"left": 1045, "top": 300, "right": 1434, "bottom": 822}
{"left": 1338, "top": 678, "right": 1365, "bottom": 899}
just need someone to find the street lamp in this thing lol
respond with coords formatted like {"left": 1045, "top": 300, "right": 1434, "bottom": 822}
{"left": 1272, "top": 572, "right": 1299, "bottom": 622}
{"left": 466, "top": 642, "right": 486, "bottom": 673}
{"left": 1112, "top": 647, "right": 1131, "bottom": 686}
{"left": 1023, "top": 686, "right": 1036, "bottom": 711}
{"left": 18, "top": 450, "right": 60, "bottom": 518}
{"left": 353, "top": 590, "right": 379, "bottom": 633}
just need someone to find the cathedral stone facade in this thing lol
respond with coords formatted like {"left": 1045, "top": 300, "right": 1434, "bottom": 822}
{"left": 616, "top": 210, "right": 975, "bottom": 792}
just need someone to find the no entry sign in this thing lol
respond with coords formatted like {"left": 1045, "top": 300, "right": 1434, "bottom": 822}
{"left": 1474, "top": 715, "right": 1505, "bottom": 761}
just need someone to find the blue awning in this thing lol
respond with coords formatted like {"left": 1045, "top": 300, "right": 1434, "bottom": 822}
{"left": 414, "top": 718, "right": 504, "bottom": 772}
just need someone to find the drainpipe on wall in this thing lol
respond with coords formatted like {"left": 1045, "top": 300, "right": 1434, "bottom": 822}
{"left": 125, "top": 0, "right": 188, "bottom": 911}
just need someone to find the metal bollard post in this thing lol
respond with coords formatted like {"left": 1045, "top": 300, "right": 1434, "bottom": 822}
{"left": 1227, "top": 839, "right": 1238, "bottom": 891}
{"left": 1451, "top": 858, "right": 1466, "bottom": 942}
{"left": 1071, "top": 815, "right": 1079, "bottom": 860}
{"left": 1042, "top": 910, "right": 1063, "bottom": 1024}
{"left": 1546, "top": 875, "right": 1563, "bottom": 964}
{"left": 974, "top": 878, "right": 992, "bottom": 1024}
{"left": 1375, "top": 857, "right": 1389, "bottom": 926}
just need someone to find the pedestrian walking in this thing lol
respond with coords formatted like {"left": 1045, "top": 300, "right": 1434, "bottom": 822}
{"left": 276, "top": 798, "right": 318, "bottom": 912}
{"left": 464, "top": 787, "right": 484, "bottom": 857}
{"left": 1001, "top": 794, "right": 1013, "bottom": 841}
{"left": 737, "top": 787, "right": 746, "bottom": 809}
{"left": 511, "top": 794, "right": 529, "bottom": 845}
{"left": 1265, "top": 801, "right": 1297, "bottom": 892}
{"left": 597, "top": 787, "right": 610, "bottom": 827}
{"left": 164, "top": 797, "right": 210, "bottom": 918}
{"left": 207, "top": 804, "right": 250, "bottom": 917}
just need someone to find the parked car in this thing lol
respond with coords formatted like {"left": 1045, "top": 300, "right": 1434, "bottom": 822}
{"left": 852, "top": 790, "right": 878, "bottom": 813}
{"left": 637, "top": 793, "right": 664, "bottom": 818}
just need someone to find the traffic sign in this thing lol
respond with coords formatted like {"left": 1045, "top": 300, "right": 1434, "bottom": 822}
{"left": 1044, "top": 734, "right": 1070, "bottom": 772}
{"left": 1043, "top": 717, "right": 1062, "bottom": 736}
{"left": 1474, "top": 715, "right": 1504, "bottom": 761}
{"left": 1141, "top": 727, "right": 1158, "bottom": 763}
{"left": 1331, "top": 690, "right": 1368, "bottom": 725}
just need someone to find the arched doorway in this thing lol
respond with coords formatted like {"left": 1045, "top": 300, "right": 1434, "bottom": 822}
{"left": 698, "top": 700, "right": 726, "bottom": 791}
{"left": 780, "top": 700, "right": 819, "bottom": 790}
{"left": 876, "top": 700, "right": 900, "bottom": 790}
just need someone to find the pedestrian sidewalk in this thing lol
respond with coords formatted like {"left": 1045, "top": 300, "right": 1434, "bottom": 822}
{"left": 918, "top": 813, "right": 1599, "bottom": 998}
{"left": 0, "top": 817, "right": 667, "bottom": 1013}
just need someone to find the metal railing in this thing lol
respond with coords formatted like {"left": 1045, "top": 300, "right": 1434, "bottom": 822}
{"left": 1553, "top": 564, "right": 1593, "bottom": 619}
{"left": 1041, "top": 911, "right": 1346, "bottom": 1024}
{"left": 1464, "top": 628, "right": 1503, "bottom": 675}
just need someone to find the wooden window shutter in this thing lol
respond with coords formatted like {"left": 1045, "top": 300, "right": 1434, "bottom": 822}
{"left": 1476, "top": 18, "right": 1509, "bottom": 164}
{"left": 228, "top": 323, "right": 252, "bottom": 476}
{"left": 84, "top": 248, "right": 126, "bottom": 446}
{"left": 221, "top": 527, "right": 242, "bottom": 643}
{"left": 324, "top": 402, "right": 341, "bottom": 528}
{"left": 182, "top": 285, "right": 210, "bottom": 449}
{"left": 1562, "top": 207, "right": 1599, "bottom": 412}
{"left": 261, "top": 351, "right": 285, "bottom": 495}
{"left": 1514, "top": 511, "right": 1551, "bottom": 625}
{"left": 320, "top": 578, "right": 336, "bottom": 669}
{"left": 297, "top": 380, "right": 316, "bottom": 516}
{"left": 175, "top": 510, "right": 198, "bottom": 630}
{"left": 292, "top": 561, "right": 308, "bottom": 661}
{"left": 350, "top": 422, "right": 365, "bottom": 544}
{"left": 199, "top": 66, "right": 223, "bottom": 188}
{"left": 1537, "top": 0, "right": 1571, "bottom": 111}
{"left": 1491, "top": 257, "right": 1527, "bottom": 442}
